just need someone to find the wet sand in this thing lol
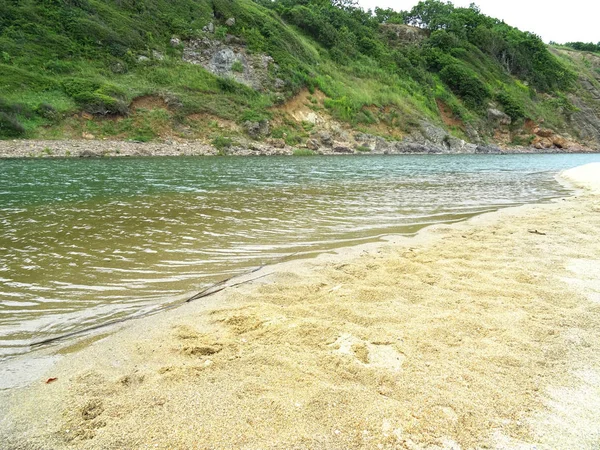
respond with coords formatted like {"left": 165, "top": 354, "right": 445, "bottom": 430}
{"left": 1, "top": 164, "right": 600, "bottom": 449}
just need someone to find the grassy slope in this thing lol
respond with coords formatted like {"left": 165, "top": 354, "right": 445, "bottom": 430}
{"left": 0, "top": 0, "right": 593, "bottom": 144}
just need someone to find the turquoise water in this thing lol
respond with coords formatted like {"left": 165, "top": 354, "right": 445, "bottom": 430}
{"left": 1, "top": 153, "right": 599, "bottom": 360}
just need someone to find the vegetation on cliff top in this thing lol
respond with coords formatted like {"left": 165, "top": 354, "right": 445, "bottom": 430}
{"left": 0, "top": 0, "right": 586, "bottom": 143}
{"left": 563, "top": 42, "right": 600, "bottom": 54}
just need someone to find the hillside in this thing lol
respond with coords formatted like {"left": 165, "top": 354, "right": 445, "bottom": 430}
{"left": 1, "top": 0, "right": 599, "bottom": 154}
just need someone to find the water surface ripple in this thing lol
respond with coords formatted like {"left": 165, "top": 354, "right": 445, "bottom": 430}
{"left": 1, "top": 154, "right": 599, "bottom": 359}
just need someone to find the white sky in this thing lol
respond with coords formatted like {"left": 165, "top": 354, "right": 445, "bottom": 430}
{"left": 356, "top": 0, "right": 600, "bottom": 44}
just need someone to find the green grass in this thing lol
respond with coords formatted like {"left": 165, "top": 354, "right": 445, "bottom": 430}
{"left": 212, "top": 136, "right": 234, "bottom": 150}
{"left": 0, "top": 0, "right": 589, "bottom": 142}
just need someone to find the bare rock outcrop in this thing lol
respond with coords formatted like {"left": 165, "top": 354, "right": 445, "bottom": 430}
{"left": 381, "top": 24, "right": 426, "bottom": 44}
{"left": 568, "top": 94, "right": 600, "bottom": 147}
{"left": 183, "top": 37, "right": 278, "bottom": 91}
{"left": 487, "top": 108, "right": 512, "bottom": 126}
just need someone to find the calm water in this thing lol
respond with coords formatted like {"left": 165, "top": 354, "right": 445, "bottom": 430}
{"left": 1, "top": 154, "right": 599, "bottom": 360}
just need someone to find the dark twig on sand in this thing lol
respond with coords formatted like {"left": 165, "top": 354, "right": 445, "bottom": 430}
{"left": 528, "top": 229, "right": 547, "bottom": 235}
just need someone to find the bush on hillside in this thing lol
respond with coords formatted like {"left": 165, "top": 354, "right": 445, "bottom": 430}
{"left": 74, "top": 92, "right": 128, "bottom": 116}
{"left": 61, "top": 78, "right": 128, "bottom": 115}
{"left": 428, "top": 30, "right": 462, "bottom": 52}
{"left": 0, "top": 112, "right": 26, "bottom": 137}
{"left": 564, "top": 42, "right": 600, "bottom": 53}
{"left": 34, "top": 103, "right": 59, "bottom": 121}
{"left": 496, "top": 90, "right": 526, "bottom": 121}
{"left": 404, "top": 0, "right": 576, "bottom": 92}
{"left": 439, "top": 63, "right": 489, "bottom": 109}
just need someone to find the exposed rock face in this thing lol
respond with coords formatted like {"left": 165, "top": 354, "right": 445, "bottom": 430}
{"left": 274, "top": 78, "right": 286, "bottom": 91}
{"left": 183, "top": 37, "right": 279, "bottom": 91}
{"left": 225, "top": 18, "right": 236, "bottom": 27}
{"left": 568, "top": 94, "right": 600, "bottom": 147}
{"left": 267, "top": 138, "right": 286, "bottom": 149}
{"left": 332, "top": 143, "right": 353, "bottom": 153}
{"left": 529, "top": 125, "right": 576, "bottom": 150}
{"left": 393, "top": 121, "right": 478, "bottom": 154}
{"left": 244, "top": 120, "right": 270, "bottom": 139}
{"left": 552, "top": 136, "right": 569, "bottom": 149}
{"left": 79, "top": 149, "right": 98, "bottom": 157}
{"left": 306, "top": 138, "right": 320, "bottom": 150}
{"left": 475, "top": 145, "right": 503, "bottom": 154}
{"left": 381, "top": 24, "right": 426, "bottom": 44}
{"left": 532, "top": 137, "right": 553, "bottom": 150}
{"left": 170, "top": 37, "right": 180, "bottom": 47}
{"left": 318, "top": 131, "right": 333, "bottom": 147}
{"left": 533, "top": 127, "right": 554, "bottom": 138}
{"left": 464, "top": 123, "right": 482, "bottom": 143}
{"left": 487, "top": 108, "right": 512, "bottom": 126}
{"left": 211, "top": 48, "right": 238, "bottom": 75}
{"left": 0, "top": 134, "right": 594, "bottom": 159}
{"left": 548, "top": 48, "right": 600, "bottom": 148}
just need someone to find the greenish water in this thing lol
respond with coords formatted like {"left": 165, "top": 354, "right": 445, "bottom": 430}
{"left": 1, "top": 154, "right": 599, "bottom": 360}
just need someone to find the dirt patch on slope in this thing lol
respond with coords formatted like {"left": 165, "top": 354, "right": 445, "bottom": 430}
{"left": 272, "top": 88, "right": 327, "bottom": 125}
{"left": 130, "top": 95, "right": 172, "bottom": 111}
{"left": 436, "top": 99, "right": 464, "bottom": 129}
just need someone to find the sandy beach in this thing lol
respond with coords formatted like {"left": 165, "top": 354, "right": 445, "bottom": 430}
{"left": 1, "top": 164, "right": 599, "bottom": 450}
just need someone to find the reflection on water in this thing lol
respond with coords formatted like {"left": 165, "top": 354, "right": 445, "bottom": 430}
{"left": 0, "top": 153, "right": 599, "bottom": 359}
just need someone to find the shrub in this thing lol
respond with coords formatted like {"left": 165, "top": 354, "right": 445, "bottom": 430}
{"left": 231, "top": 60, "right": 244, "bottom": 73}
{"left": 285, "top": 134, "right": 303, "bottom": 145}
{"left": 0, "top": 98, "right": 33, "bottom": 118}
{"left": 44, "top": 60, "right": 76, "bottom": 74}
{"left": 97, "top": 83, "right": 127, "bottom": 100}
{"left": 35, "top": 103, "right": 59, "bottom": 121}
{"left": 439, "top": 64, "right": 489, "bottom": 109}
{"left": 75, "top": 92, "right": 128, "bottom": 115}
{"left": 242, "top": 27, "right": 266, "bottom": 52}
{"left": 428, "top": 30, "right": 461, "bottom": 52}
{"left": 212, "top": 135, "right": 233, "bottom": 150}
{"left": 495, "top": 90, "right": 526, "bottom": 121}
{"left": 565, "top": 42, "right": 600, "bottom": 53}
{"left": 356, "top": 145, "right": 371, "bottom": 152}
{"left": 240, "top": 109, "right": 270, "bottom": 122}
{"left": 131, "top": 127, "right": 156, "bottom": 142}
{"left": 215, "top": 26, "right": 227, "bottom": 40}
{"left": 61, "top": 78, "right": 102, "bottom": 98}
{"left": 423, "top": 47, "right": 456, "bottom": 72}
{"left": 217, "top": 77, "right": 240, "bottom": 93}
{"left": 109, "top": 60, "right": 128, "bottom": 74}
{"left": 62, "top": 78, "right": 128, "bottom": 115}
{"left": 0, "top": 112, "right": 26, "bottom": 137}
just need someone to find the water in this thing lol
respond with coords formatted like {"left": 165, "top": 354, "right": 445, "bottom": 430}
{"left": 1, "top": 153, "right": 599, "bottom": 360}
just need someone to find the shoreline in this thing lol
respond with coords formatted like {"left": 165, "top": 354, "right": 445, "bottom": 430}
{"left": 0, "top": 138, "right": 598, "bottom": 158}
{"left": 1, "top": 164, "right": 599, "bottom": 449}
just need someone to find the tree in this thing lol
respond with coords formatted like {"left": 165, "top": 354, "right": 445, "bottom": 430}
{"left": 403, "top": 0, "right": 454, "bottom": 30}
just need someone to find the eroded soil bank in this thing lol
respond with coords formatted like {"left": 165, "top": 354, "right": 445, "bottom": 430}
{"left": 1, "top": 165, "right": 599, "bottom": 449}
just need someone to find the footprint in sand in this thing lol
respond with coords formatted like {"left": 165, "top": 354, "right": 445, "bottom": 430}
{"left": 331, "top": 333, "right": 405, "bottom": 371}
{"left": 80, "top": 398, "right": 104, "bottom": 421}
{"left": 172, "top": 324, "right": 224, "bottom": 357}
